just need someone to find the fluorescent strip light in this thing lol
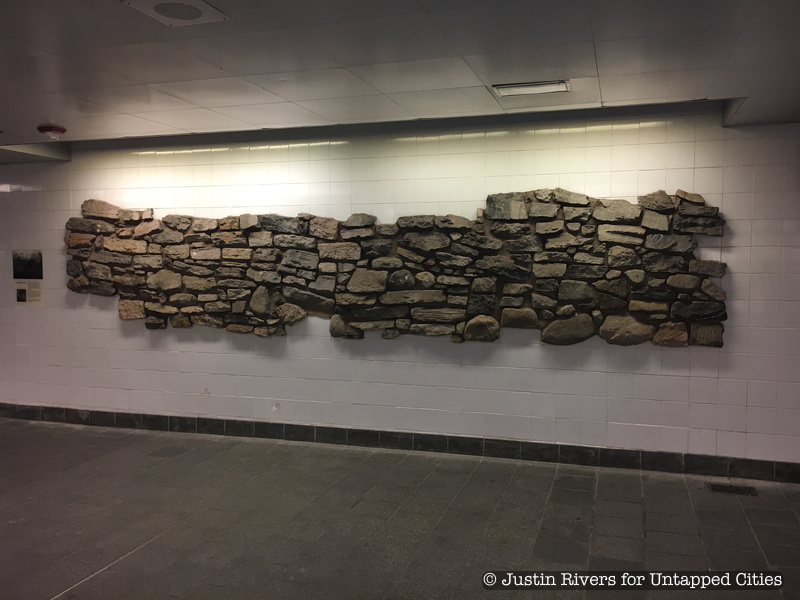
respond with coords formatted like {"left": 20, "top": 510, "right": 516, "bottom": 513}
{"left": 493, "top": 80, "right": 571, "bottom": 97}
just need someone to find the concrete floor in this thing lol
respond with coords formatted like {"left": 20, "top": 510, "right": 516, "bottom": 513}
{"left": 1, "top": 417, "right": 799, "bottom": 600}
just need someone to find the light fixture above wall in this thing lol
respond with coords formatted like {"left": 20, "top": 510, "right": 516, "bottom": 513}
{"left": 492, "top": 80, "right": 571, "bottom": 97}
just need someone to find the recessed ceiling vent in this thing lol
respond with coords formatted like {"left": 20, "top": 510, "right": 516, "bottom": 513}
{"left": 122, "top": 0, "right": 229, "bottom": 27}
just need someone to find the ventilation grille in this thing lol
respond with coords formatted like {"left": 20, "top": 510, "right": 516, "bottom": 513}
{"left": 154, "top": 2, "right": 203, "bottom": 20}
{"left": 123, "top": 0, "right": 229, "bottom": 27}
{"left": 707, "top": 482, "right": 758, "bottom": 496}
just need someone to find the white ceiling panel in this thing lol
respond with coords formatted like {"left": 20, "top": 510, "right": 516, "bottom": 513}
{"left": 306, "top": 14, "right": 459, "bottom": 66}
{"left": 599, "top": 69, "right": 720, "bottom": 103}
{"left": 296, "top": 96, "right": 411, "bottom": 123}
{"left": 212, "top": 103, "right": 333, "bottom": 128}
{"left": 74, "top": 42, "right": 233, "bottom": 85}
{"left": 0, "top": 0, "right": 799, "bottom": 147}
{"left": 0, "top": 53, "right": 134, "bottom": 96}
{"left": 245, "top": 69, "right": 380, "bottom": 101}
{"left": 150, "top": 78, "right": 284, "bottom": 107}
{"left": 175, "top": 29, "right": 339, "bottom": 76}
{"left": 743, "top": 0, "right": 800, "bottom": 29}
{"left": 588, "top": 0, "right": 756, "bottom": 41}
{"left": 388, "top": 86, "right": 501, "bottom": 117}
{"left": 265, "top": 0, "right": 428, "bottom": 28}
{"left": 88, "top": 114, "right": 185, "bottom": 136}
{"left": 710, "top": 65, "right": 788, "bottom": 97}
{"left": 347, "top": 58, "right": 483, "bottom": 94}
{"left": 726, "top": 27, "right": 800, "bottom": 66}
{"left": 428, "top": 0, "right": 593, "bottom": 55}
{"left": 64, "top": 86, "right": 198, "bottom": 114}
{"left": 595, "top": 32, "right": 739, "bottom": 76}
{"left": 133, "top": 108, "right": 254, "bottom": 132}
{"left": 464, "top": 44, "right": 598, "bottom": 86}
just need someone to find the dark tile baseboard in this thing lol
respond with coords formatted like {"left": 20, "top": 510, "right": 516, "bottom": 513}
{"left": 1, "top": 402, "right": 796, "bottom": 483}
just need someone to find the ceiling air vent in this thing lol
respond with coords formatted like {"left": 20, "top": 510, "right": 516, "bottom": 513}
{"left": 122, "top": 0, "right": 229, "bottom": 27}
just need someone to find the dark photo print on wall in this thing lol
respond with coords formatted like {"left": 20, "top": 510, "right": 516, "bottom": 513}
{"left": 12, "top": 250, "right": 43, "bottom": 280}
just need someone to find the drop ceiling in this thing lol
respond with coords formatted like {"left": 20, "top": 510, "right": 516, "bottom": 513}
{"left": 0, "top": 0, "right": 798, "bottom": 147}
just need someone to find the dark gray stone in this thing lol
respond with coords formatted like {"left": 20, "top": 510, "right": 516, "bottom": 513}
{"left": 361, "top": 239, "right": 394, "bottom": 258}
{"left": 162, "top": 214, "right": 193, "bottom": 231}
{"left": 528, "top": 202, "right": 560, "bottom": 219}
{"left": 674, "top": 215, "right": 724, "bottom": 236}
{"left": 541, "top": 313, "right": 595, "bottom": 344}
{"left": 384, "top": 269, "right": 413, "bottom": 290}
{"left": 463, "top": 315, "right": 500, "bottom": 341}
{"left": 652, "top": 321, "right": 688, "bottom": 346}
{"left": 566, "top": 265, "right": 609, "bottom": 279}
{"left": 638, "top": 190, "right": 676, "bottom": 213}
{"left": 281, "top": 249, "right": 319, "bottom": 270}
{"left": 66, "top": 217, "right": 116, "bottom": 235}
{"left": 379, "top": 290, "right": 447, "bottom": 305}
{"left": 607, "top": 246, "right": 640, "bottom": 268}
{"left": 459, "top": 231, "right": 503, "bottom": 251}
{"left": 492, "top": 222, "right": 530, "bottom": 238}
{"left": 501, "top": 307, "right": 538, "bottom": 328}
{"left": 410, "top": 308, "right": 467, "bottom": 323}
{"left": 553, "top": 187, "right": 589, "bottom": 206}
{"left": 347, "top": 268, "right": 388, "bottom": 293}
{"left": 436, "top": 252, "right": 473, "bottom": 267}
{"left": 689, "top": 323, "right": 724, "bottom": 346}
{"left": 645, "top": 233, "right": 696, "bottom": 253}
{"left": 485, "top": 192, "right": 528, "bottom": 220}
{"left": 504, "top": 235, "right": 543, "bottom": 253}
{"left": 475, "top": 256, "right": 529, "bottom": 280}
{"left": 400, "top": 231, "right": 451, "bottom": 253}
{"left": 593, "top": 200, "right": 642, "bottom": 223}
{"left": 396, "top": 215, "right": 435, "bottom": 229}
{"left": 642, "top": 252, "right": 687, "bottom": 274}
{"left": 283, "top": 287, "right": 335, "bottom": 314}
{"left": 689, "top": 260, "right": 726, "bottom": 278}
{"left": 599, "top": 315, "right": 655, "bottom": 345}
{"left": 558, "top": 280, "right": 596, "bottom": 305}
{"left": 598, "top": 224, "right": 645, "bottom": 245}
{"left": 435, "top": 214, "right": 472, "bottom": 230}
{"left": 466, "top": 294, "right": 496, "bottom": 315}
{"left": 344, "top": 213, "right": 376, "bottom": 228}
{"left": 260, "top": 214, "right": 307, "bottom": 234}
{"left": 671, "top": 301, "right": 727, "bottom": 322}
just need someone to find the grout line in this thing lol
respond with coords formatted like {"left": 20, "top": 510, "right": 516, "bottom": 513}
{"left": 49, "top": 520, "right": 186, "bottom": 600}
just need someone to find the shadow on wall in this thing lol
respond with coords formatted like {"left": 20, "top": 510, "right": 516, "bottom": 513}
{"left": 63, "top": 187, "right": 727, "bottom": 348}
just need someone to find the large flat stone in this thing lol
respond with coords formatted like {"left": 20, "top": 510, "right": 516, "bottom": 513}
{"left": 599, "top": 315, "right": 655, "bottom": 345}
{"left": 541, "top": 313, "right": 595, "bottom": 345}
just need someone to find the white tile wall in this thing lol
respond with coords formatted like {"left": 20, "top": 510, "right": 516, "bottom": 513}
{"left": 1, "top": 111, "right": 799, "bottom": 463}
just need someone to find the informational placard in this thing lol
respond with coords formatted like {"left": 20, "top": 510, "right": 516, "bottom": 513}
{"left": 12, "top": 249, "right": 43, "bottom": 305}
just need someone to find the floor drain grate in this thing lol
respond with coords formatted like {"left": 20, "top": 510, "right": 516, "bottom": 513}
{"left": 707, "top": 482, "right": 758, "bottom": 496}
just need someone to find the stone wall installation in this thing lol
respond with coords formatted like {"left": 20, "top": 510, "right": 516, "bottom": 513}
{"left": 64, "top": 188, "right": 727, "bottom": 346}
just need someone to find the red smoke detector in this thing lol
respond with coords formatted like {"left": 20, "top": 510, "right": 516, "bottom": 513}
{"left": 37, "top": 123, "right": 67, "bottom": 140}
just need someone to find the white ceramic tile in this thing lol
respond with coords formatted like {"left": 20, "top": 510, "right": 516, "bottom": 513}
{"left": 694, "top": 167, "right": 723, "bottom": 194}
{"left": 717, "top": 431, "right": 746, "bottom": 458}
{"left": 745, "top": 432, "right": 775, "bottom": 460}
{"left": 1, "top": 112, "right": 799, "bottom": 465}
{"left": 687, "top": 428, "right": 717, "bottom": 455}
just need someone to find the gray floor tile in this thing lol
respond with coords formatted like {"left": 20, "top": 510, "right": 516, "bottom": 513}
{"left": 3, "top": 418, "right": 800, "bottom": 600}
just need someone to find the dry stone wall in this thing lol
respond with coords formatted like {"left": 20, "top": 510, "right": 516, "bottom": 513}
{"left": 64, "top": 188, "right": 727, "bottom": 346}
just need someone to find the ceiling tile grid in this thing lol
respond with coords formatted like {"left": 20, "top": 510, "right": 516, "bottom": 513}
{"left": 0, "top": 0, "right": 798, "bottom": 148}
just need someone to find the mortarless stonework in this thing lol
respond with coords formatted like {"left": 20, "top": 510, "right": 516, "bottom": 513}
{"left": 64, "top": 189, "right": 727, "bottom": 346}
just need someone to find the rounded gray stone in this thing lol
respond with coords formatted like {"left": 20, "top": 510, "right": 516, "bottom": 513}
{"left": 540, "top": 313, "right": 595, "bottom": 345}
